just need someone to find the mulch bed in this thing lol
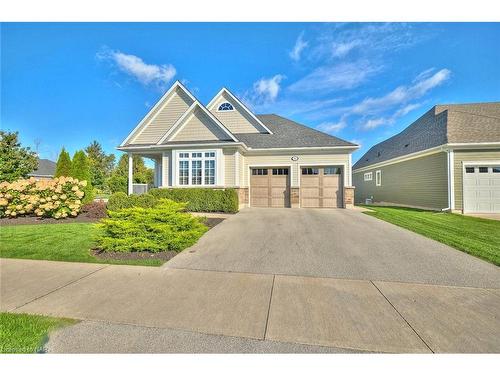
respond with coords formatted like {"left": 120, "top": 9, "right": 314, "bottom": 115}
{"left": 0, "top": 215, "right": 100, "bottom": 226}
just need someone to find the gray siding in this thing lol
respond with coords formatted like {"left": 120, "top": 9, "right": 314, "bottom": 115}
{"left": 353, "top": 152, "right": 448, "bottom": 210}
{"left": 453, "top": 149, "right": 500, "bottom": 210}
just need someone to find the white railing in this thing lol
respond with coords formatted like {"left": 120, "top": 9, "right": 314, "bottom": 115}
{"left": 132, "top": 183, "right": 149, "bottom": 195}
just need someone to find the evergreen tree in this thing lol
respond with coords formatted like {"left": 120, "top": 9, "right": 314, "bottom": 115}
{"left": 54, "top": 148, "right": 72, "bottom": 177}
{"left": 0, "top": 131, "right": 38, "bottom": 182}
{"left": 84, "top": 140, "right": 115, "bottom": 190}
{"left": 71, "top": 150, "right": 94, "bottom": 203}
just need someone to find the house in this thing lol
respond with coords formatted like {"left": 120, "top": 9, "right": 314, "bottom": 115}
{"left": 28, "top": 158, "right": 56, "bottom": 181}
{"left": 353, "top": 102, "right": 500, "bottom": 214}
{"left": 118, "top": 81, "right": 358, "bottom": 208}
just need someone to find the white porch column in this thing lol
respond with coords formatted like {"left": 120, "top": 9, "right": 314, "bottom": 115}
{"left": 128, "top": 153, "right": 133, "bottom": 195}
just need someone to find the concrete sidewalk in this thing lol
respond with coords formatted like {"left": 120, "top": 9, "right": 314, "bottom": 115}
{"left": 2, "top": 258, "right": 500, "bottom": 353}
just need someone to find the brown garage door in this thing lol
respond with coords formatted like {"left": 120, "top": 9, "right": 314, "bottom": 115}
{"left": 300, "top": 166, "right": 343, "bottom": 208}
{"left": 250, "top": 168, "right": 290, "bottom": 208}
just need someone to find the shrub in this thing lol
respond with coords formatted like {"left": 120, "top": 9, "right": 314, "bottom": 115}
{"left": 107, "top": 192, "right": 159, "bottom": 211}
{"left": 149, "top": 188, "right": 239, "bottom": 213}
{"left": 95, "top": 199, "right": 208, "bottom": 253}
{"left": 0, "top": 177, "right": 86, "bottom": 219}
{"left": 106, "top": 175, "right": 127, "bottom": 194}
{"left": 81, "top": 201, "right": 107, "bottom": 219}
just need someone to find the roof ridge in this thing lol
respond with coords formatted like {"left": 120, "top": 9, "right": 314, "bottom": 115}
{"left": 446, "top": 109, "right": 500, "bottom": 121}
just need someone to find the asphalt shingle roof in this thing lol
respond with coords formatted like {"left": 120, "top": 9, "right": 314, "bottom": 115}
{"left": 28, "top": 158, "right": 56, "bottom": 177}
{"left": 235, "top": 114, "right": 357, "bottom": 149}
{"left": 353, "top": 102, "right": 500, "bottom": 170}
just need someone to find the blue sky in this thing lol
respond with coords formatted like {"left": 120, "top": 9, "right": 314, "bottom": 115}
{"left": 2, "top": 22, "right": 500, "bottom": 163}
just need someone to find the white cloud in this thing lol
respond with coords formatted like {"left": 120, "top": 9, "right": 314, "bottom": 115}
{"left": 289, "top": 32, "right": 308, "bottom": 61}
{"left": 331, "top": 40, "right": 361, "bottom": 57}
{"left": 351, "top": 68, "right": 451, "bottom": 116}
{"left": 244, "top": 75, "right": 286, "bottom": 108}
{"left": 361, "top": 117, "right": 389, "bottom": 130}
{"left": 288, "top": 61, "right": 380, "bottom": 93}
{"left": 316, "top": 118, "right": 347, "bottom": 134}
{"left": 97, "top": 48, "right": 176, "bottom": 90}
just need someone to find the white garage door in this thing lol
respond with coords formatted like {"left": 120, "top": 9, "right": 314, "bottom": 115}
{"left": 463, "top": 165, "right": 500, "bottom": 213}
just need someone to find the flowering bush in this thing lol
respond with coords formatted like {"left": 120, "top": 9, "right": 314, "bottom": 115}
{"left": 0, "top": 176, "right": 87, "bottom": 219}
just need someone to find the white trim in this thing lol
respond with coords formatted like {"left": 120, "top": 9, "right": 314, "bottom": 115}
{"left": 234, "top": 150, "right": 240, "bottom": 187}
{"left": 247, "top": 164, "right": 293, "bottom": 208}
{"left": 207, "top": 87, "right": 274, "bottom": 134}
{"left": 461, "top": 160, "right": 500, "bottom": 214}
{"left": 348, "top": 153, "right": 352, "bottom": 186}
{"left": 353, "top": 146, "right": 445, "bottom": 173}
{"left": 120, "top": 81, "right": 197, "bottom": 147}
{"left": 161, "top": 152, "right": 168, "bottom": 187}
{"left": 364, "top": 172, "right": 373, "bottom": 181}
{"left": 172, "top": 149, "right": 220, "bottom": 187}
{"left": 447, "top": 150, "right": 455, "bottom": 210}
{"left": 118, "top": 142, "right": 245, "bottom": 151}
{"left": 127, "top": 153, "right": 133, "bottom": 195}
{"left": 247, "top": 145, "right": 358, "bottom": 152}
{"left": 462, "top": 160, "right": 500, "bottom": 166}
{"left": 216, "top": 102, "right": 235, "bottom": 112}
{"left": 375, "top": 170, "right": 382, "bottom": 186}
{"left": 156, "top": 101, "right": 239, "bottom": 144}
{"left": 354, "top": 142, "right": 500, "bottom": 173}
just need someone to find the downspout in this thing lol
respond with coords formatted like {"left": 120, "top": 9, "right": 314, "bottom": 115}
{"left": 442, "top": 149, "right": 454, "bottom": 212}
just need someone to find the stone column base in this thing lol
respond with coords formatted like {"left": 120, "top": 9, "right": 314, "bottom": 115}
{"left": 234, "top": 188, "right": 249, "bottom": 209}
{"left": 344, "top": 186, "right": 355, "bottom": 209}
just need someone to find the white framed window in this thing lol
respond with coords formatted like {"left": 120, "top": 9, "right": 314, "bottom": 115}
{"left": 177, "top": 151, "right": 217, "bottom": 186}
{"left": 375, "top": 170, "right": 382, "bottom": 186}
{"left": 364, "top": 172, "right": 373, "bottom": 181}
{"left": 217, "top": 102, "right": 234, "bottom": 111}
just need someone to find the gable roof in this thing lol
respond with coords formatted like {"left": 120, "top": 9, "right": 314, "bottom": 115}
{"left": 28, "top": 158, "right": 56, "bottom": 177}
{"left": 120, "top": 80, "right": 196, "bottom": 146}
{"left": 157, "top": 101, "right": 238, "bottom": 144}
{"left": 207, "top": 88, "right": 273, "bottom": 134}
{"left": 235, "top": 114, "right": 358, "bottom": 149}
{"left": 353, "top": 102, "right": 500, "bottom": 170}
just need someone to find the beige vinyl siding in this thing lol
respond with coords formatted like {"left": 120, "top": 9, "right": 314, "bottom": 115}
{"left": 223, "top": 148, "right": 237, "bottom": 186}
{"left": 243, "top": 152, "right": 349, "bottom": 187}
{"left": 453, "top": 149, "right": 500, "bottom": 211}
{"left": 353, "top": 152, "right": 448, "bottom": 209}
{"left": 132, "top": 88, "right": 193, "bottom": 144}
{"left": 171, "top": 109, "right": 232, "bottom": 142}
{"left": 210, "top": 93, "right": 267, "bottom": 134}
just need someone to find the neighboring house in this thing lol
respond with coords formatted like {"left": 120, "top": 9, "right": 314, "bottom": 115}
{"left": 118, "top": 81, "right": 358, "bottom": 208}
{"left": 28, "top": 158, "right": 56, "bottom": 180}
{"left": 353, "top": 102, "right": 500, "bottom": 214}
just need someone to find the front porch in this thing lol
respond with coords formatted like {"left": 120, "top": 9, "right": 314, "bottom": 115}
{"left": 127, "top": 152, "right": 165, "bottom": 195}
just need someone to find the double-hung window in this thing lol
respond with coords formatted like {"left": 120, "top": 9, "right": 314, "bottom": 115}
{"left": 178, "top": 151, "right": 217, "bottom": 186}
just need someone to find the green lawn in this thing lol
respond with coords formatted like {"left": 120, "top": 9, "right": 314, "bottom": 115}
{"left": 0, "top": 312, "right": 75, "bottom": 353}
{"left": 0, "top": 222, "right": 163, "bottom": 266}
{"left": 363, "top": 206, "right": 500, "bottom": 265}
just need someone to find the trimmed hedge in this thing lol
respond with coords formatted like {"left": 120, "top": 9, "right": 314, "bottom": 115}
{"left": 95, "top": 199, "right": 208, "bottom": 252}
{"left": 107, "top": 192, "right": 158, "bottom": 211}
{"left": 149, "top": 188, "right": 238, "bottom": 213}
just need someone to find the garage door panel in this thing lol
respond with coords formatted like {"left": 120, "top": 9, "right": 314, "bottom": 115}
{"left": 463, "top": 165, "right": 500, "bottom": 213}
{"left": 250, "top": 168, "right": 290, "bottom": 208}
{"left": 300, "top": 167, "right": 343, "bottom": 208}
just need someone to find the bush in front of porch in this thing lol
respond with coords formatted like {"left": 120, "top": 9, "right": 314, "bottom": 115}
{"left": 107, "top": 188, "right": 238, "bottom": 213}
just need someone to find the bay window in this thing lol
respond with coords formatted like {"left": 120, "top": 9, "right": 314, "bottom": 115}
{"left": 177, "top": 151, "right": 217, "bottom": 186}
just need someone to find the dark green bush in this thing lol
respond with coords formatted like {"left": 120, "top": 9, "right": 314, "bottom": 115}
{"left": 148, "top": 188, "right": 238, "bottom": 213}
{"left": 95, "top": 199, "right": 208, "bottom": 253}
{"left": 107, "top": 192, "right": 159, "bottom": 211}
{"left": 107, "top": 192, "right": 129, "bottom": 211}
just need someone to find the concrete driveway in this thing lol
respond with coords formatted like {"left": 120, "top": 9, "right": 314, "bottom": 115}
{"left": 166, "top": 208, "right": 500, "bottom": 288}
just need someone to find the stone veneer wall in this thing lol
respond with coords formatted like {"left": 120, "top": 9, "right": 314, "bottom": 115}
{"left": 235, "top": 188, "right": 248, "bottom": 209}
{"left": 344, "top": 187, "right": 355, "bottom": 209}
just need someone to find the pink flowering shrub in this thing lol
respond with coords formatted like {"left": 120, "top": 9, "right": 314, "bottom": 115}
{"left": 0, "top": 177, "right": 87, "bottom": 219}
